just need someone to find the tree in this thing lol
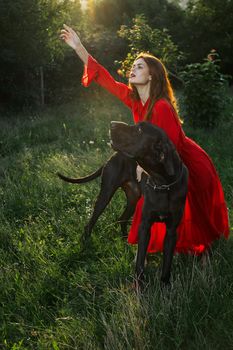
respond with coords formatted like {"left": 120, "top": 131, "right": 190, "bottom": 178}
{"left": 181, "top": 51, "right": 230, "bottom": 128}
{"left": 0, "top": 0, "right": 72, "bottom": 108}
{"left": 90, "top": 0, "right": 185, "bottom": 31}
{"left": 117, "top": 15, "right": 184, "bottom": 80}
{"left": 181, "top": 0, "right": 233, "bottom": 75}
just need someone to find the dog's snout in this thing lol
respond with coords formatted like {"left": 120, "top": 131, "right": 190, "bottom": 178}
{"left": 111, "top": 121, "right": 118, "bottom": 129}
{"left": 110, "top": 121, "right": 129, "bottom": 130}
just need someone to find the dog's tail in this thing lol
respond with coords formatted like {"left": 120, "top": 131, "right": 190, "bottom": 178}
{"left": 57, "top": 166, "right": 103, "bottom": 184}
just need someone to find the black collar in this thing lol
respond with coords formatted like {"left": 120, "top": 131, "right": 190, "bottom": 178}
{"left": 146, "top": 165, "right": 184, "bottom": 191}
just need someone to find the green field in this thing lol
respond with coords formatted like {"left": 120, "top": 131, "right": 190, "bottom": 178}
{"left": 0, "top": 89, "right": 233, "bottom": 349}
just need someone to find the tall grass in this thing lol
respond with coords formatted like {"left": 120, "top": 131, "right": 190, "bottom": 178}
{"left": 0, "top": 89, "right": 232, "bottom": 349}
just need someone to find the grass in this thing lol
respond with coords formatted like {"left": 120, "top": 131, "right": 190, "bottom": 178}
{"left": 0, "top": 88, "right": 232, "bottom": 349}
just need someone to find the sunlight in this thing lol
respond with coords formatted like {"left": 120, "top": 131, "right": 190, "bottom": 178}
{"left": 80, "top": 0, "right": 88, "bottom": 11}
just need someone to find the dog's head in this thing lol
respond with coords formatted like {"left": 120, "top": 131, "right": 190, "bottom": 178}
{"left": 110, "top": 121, "right": 176, "bottom": 176}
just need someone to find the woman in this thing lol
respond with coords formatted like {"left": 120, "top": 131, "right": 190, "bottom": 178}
{"left": 60, "top": 25, "right": 229, "bottom": 254}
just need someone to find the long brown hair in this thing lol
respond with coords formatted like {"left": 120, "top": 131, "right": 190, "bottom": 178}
{"left": 129, "top": 53, "right": 181, "bottom": 122}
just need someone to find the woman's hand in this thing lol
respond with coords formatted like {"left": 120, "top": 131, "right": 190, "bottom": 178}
{"left": 60, "top": 24, "right": 88, "bottom": 65}
{"left": 60, "top": 24, "right": 81, "bottom": 50}
{"left": 136, "top": 165, "right": 144, "bottom": 182}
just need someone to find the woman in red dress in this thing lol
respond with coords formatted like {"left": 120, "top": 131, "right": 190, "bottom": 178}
{"left": 60, "top": 25, "right": 229, "bottom": 255}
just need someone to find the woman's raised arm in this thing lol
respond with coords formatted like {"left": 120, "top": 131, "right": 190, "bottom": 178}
{"left": 60, "top": 24, "right": 88, "bottom": 65}
{"left": 60, "top": 24, "right": 132, "bottom": 108}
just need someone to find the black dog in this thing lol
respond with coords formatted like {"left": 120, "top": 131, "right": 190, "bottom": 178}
{"left": 58, "top": 121, "right": 188, "bottom": 286}
{"left": 110, "top": 121, "right": 188, "bottom": 286}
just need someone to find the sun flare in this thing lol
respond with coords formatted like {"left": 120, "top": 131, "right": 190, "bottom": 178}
{"left": 80, "top": 0, "right": 88, "bottom": 12}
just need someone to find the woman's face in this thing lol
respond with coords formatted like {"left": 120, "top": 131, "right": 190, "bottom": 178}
{"left": 129, "top": 58, "right": 151, "bottom": 85}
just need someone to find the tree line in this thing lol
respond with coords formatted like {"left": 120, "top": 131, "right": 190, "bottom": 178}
{"left": 0, "top": 0, "right": 232, "bottom": 110}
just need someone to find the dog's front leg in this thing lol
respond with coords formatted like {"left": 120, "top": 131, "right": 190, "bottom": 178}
{"left": 135, "top": 219, "right": 151, "bottom": 289}
{"left": 161, "top": 221, "right": 178, "bottom": 285}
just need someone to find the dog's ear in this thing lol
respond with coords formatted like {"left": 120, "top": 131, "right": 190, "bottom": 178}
{"left": 152, "top": 141, "right": 163, "bottom": 159}
{"left": 162, "top": 143, "right": 175, "bottom": 176}
{"left": 152, "top": 142, "right": 165, "bottom": 162}
{"left": 163, "top": 155, "right": 175, "bottom": 176}
{"left": 152, "top": 142, "right": 163, "bottom": 162}
{"left": 153, "top": 142, "right": 175, "bottom": 176}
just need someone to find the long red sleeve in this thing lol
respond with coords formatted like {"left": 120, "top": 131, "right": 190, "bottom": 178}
{"left": 82, "top": 55, "right": 133, "bottom": 109}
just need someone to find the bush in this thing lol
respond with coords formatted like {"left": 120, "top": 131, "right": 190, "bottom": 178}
{"left": 181, "top": 51, "right": 230, "bottom": 128}
{"left": 117, "top": 15, "right": 184, "bottom": 78}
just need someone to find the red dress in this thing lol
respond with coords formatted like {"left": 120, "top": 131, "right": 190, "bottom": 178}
{"left": 82, "top": 55, "right": 229, "bottom": 254}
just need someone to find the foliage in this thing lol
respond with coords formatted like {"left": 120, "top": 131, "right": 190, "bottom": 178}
{"left": 0, "top": 92, "right": 232, "bottom": 348}
{"left": 181, "top": 0, "right": 233, "bottom": 73}
{"left": 92, "top": 0, "right": 185, "bottom": 31}
{"left": 82, "top": 25, "right": 126, "bottom": 67}
{"left": 0, "top": 0, "right": 77, "bottom": 108}
{"left": 181, "top": 51, "right": 230, "bottom": 128}
{"left": 1, "top": 0, "right": 233, "bottom": 110}
{"left": 117, "top": 15, "right": 184, "bottom": 78}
